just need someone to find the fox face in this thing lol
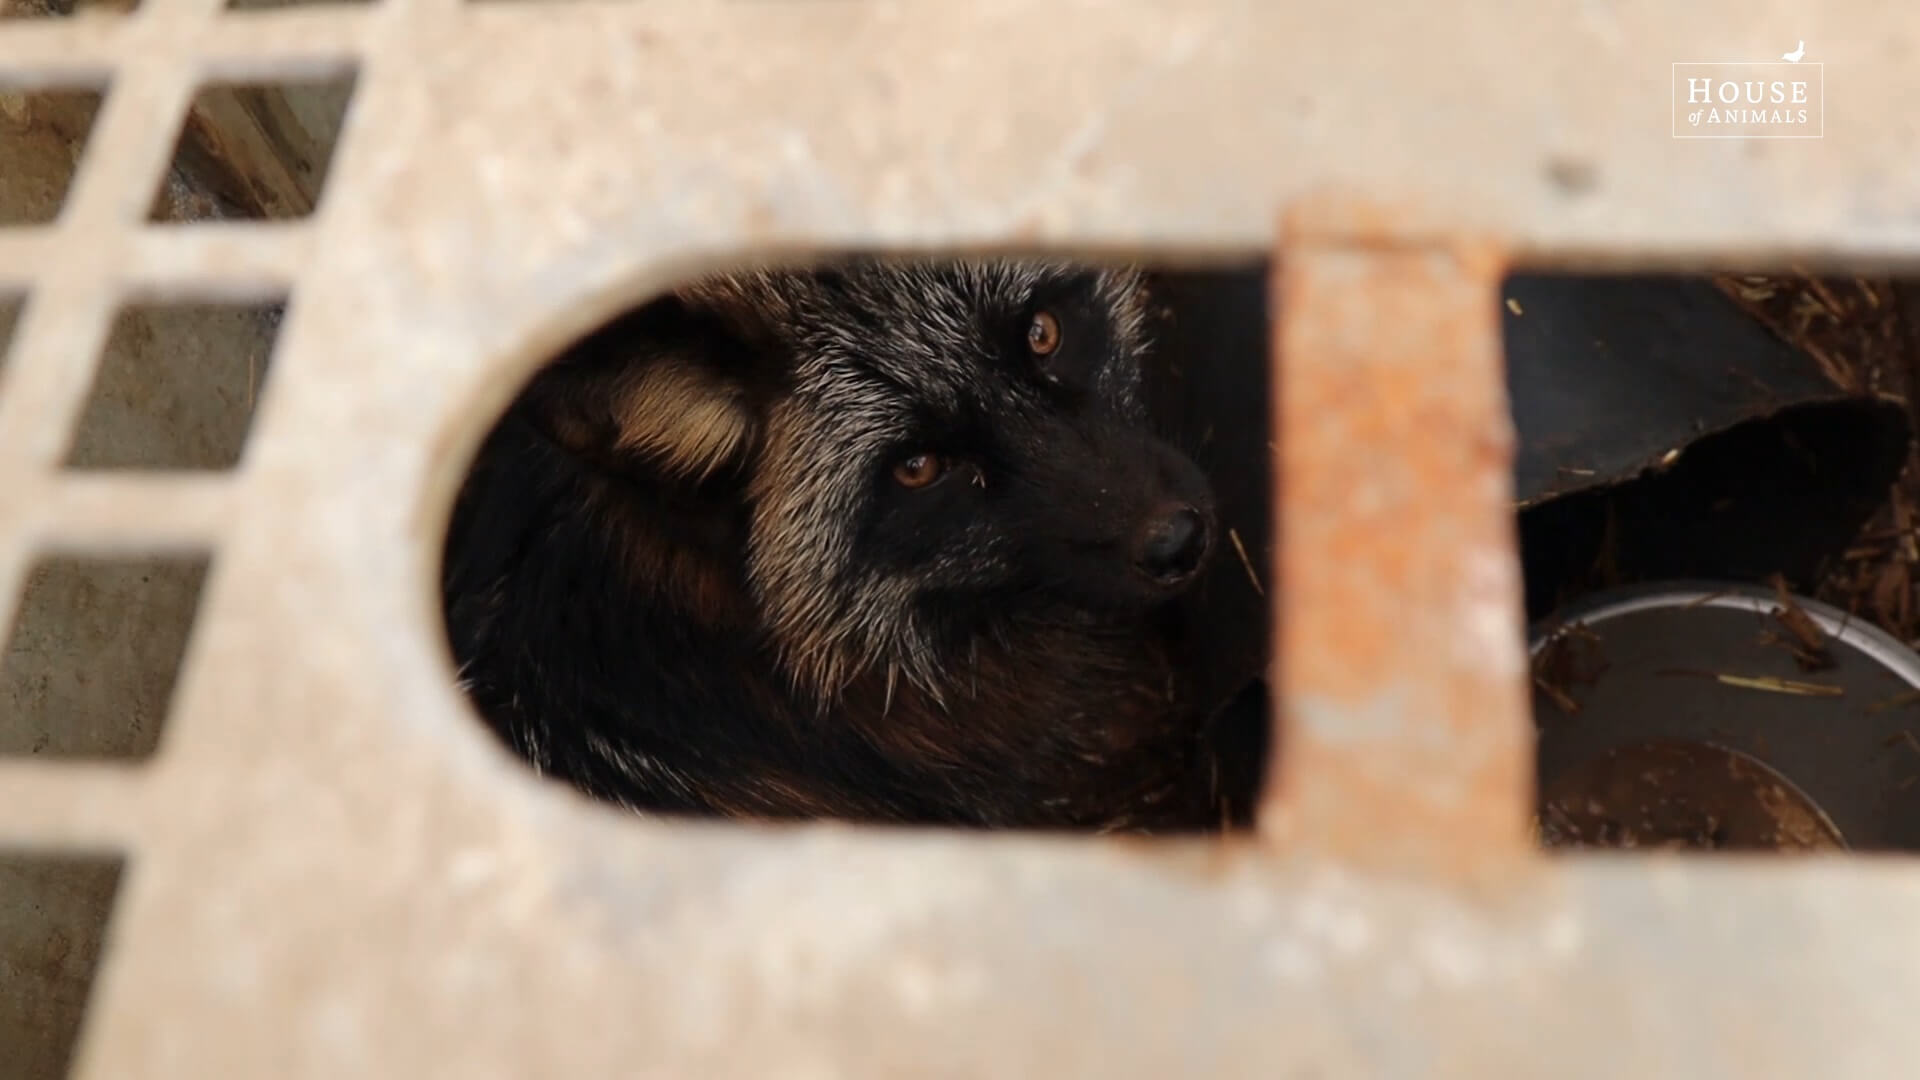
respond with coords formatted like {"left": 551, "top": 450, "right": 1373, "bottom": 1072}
{"left": 524, "top": 257, "right": 1219, "bottom": 701}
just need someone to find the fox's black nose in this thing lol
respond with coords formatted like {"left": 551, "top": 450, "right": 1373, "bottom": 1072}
{"left": 1134, "top": 504, "right": 1210, "bottom": 585}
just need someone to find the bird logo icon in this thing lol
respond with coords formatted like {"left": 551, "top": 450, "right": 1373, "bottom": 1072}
{"left": 1782, "top": 41, "right": 1806, "bottom": 62}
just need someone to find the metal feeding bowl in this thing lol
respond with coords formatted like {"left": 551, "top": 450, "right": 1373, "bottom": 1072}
{"left": 1528, "top": 581, "right": 1920, "bottom": 853}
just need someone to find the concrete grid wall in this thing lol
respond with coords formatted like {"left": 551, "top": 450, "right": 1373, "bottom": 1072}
{"left": 0, "top": 23, "right": 349, "bottom": 1073}
{"left": 0, "top": 0, "right": 1918, "bottom": 1076}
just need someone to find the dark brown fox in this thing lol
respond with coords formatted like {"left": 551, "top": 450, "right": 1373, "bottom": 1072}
{"left": 440, "top": 257, "right": 1262, "bottom": 832}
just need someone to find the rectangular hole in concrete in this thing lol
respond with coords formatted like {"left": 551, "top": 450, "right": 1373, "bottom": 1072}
{"left": 0, "top": 851, "right": 124, "bottom": 1080}
{"left": 1509, "top": 270, "right": 1920, "bottom": 855}
{"left": 440, "top": 258, "right": 1278, "bottom": 835}
{"left": 0, "top": 87, "right": 105, "bottom": 226}
{"left": 64, "top": 300, "right": 285, "bottom": 471}
{"left": 148, "top": 73, "right": 357, "bottom": 223}
{"left": 1, "top": 552, "right": 211, "bottom": 759}
{"left": 439, "top": 258, "right": 1920, "bottom": 853}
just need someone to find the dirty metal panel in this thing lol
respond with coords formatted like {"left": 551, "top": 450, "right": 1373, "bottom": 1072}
{"left": 0, "top": 0, "right": 1916, "bottom": 1076}
{"left": 1501, "top": 273, "right": 1895, "bottom": 509}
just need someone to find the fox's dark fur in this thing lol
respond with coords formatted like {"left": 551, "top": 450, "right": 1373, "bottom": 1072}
{"left": 440, "top": 257, "right": 1259, "bottom": 832}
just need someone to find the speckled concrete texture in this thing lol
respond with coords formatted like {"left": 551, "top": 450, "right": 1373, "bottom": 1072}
{"left": 0, "top": 45, "right": 316, "bottom": 1078}
{"left": 1, "top": 1, "right": 1919, "bottom": 1077}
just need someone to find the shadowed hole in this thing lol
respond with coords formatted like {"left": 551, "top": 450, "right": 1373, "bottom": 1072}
{"left": 64, "top": 301, "right": 284, "bottom": 471}
{"left": 431, "top": 252, "right": 1920, "bottom": 853}
{"left": 1, "top": 553, "right": 211, "bottom": 760}
{"left": 1510, "top": 270, "right": 1920, "bottom": 855}
{"left": 0, "top": 88, "right": 104, "bottom": 226}
{"left": 437, "top": 256, "right": 1275, "bottom": 835}
{"left": 0, "top": 851, "right": 124, "bottom": 1080}
{"left": 147, "top": 73, "right": 357, "bottom": 223}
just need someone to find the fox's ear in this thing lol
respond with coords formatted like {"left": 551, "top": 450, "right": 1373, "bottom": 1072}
{"left": 523, "top": 296, "right": 758, "bottom": 482}
{"left": 599, "top": 350, "right": 756, "bottom": 481}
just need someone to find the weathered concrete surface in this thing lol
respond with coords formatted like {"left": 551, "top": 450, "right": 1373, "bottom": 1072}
{"left": 0, "top": 34, "right": 317, "bottom": 1078}
{"left": 0, "top": 80, "right": 229, "bottom": 1080}
{"left": 0, "top": 1, "right": 1918, "bottom": 1077}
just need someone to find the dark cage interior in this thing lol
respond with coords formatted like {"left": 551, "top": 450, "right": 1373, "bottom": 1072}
{"left": 438, "top": 259, "right": 1920, "bottom": 848}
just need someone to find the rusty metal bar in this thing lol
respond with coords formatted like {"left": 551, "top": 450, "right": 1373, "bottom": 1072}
{"left": 1261, "top": 225, "right": 1531, "bottom": 871}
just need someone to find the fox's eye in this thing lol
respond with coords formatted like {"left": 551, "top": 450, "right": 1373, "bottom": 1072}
{"left": 1027, "top": 310, "right": 1062, "bottom": 357}
{"left": 892, "top": 453, "right": 944, "bottom": 489}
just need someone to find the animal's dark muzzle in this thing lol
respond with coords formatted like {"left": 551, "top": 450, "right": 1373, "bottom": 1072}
{"left": 1133, "top": 502, "right": 1211, "bottom": 586}
{"left": 1020, "top": 418, "right": 1221, "bottom": 612}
